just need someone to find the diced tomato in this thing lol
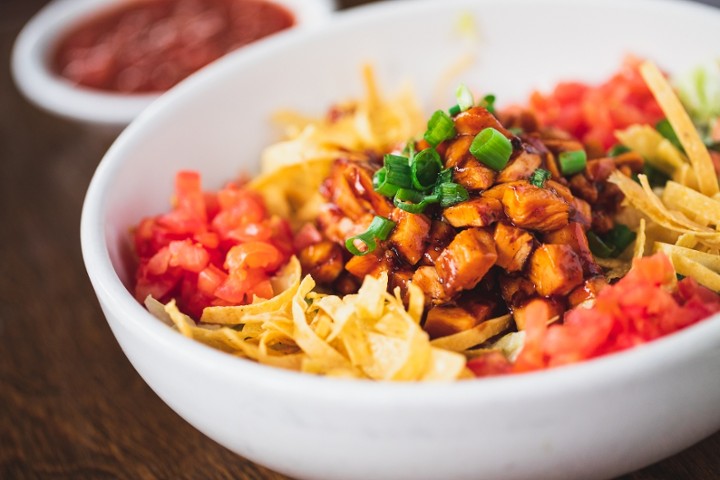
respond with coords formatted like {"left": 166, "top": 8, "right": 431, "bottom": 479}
{"left": 466, "top": 351, "right": 513, "bottom": 377}
{"left": 132, "top": 171, "right": 295, "bottom": 319}
{"left": 527, "top": 57, "right": 665, "bottom": 150}
{"left": 470, "top": 253, "right": 720, "bottom": 378}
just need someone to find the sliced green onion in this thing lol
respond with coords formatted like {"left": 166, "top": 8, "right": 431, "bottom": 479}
{"left": 373, "top": 167, "right": 401, "bottom": 197}
{"left": 481, "top": 94, "right": 496, "bottom": 114}
{"left": 344, "top": 216, "right": 396, "bottom": 256}
{"left": 558, "top": 150, "right": 587, "bottom": 175}
{"left": 469, "top": 127, "right": 513, "bottom": 171}
{"left": 411, "top": 148, "right": 443, "bottom": 190}
{"left": 529, "top": 168, "right": 551, "bottom": 188}
{"left": 384, "top": 154, "right": 413, "bottom": 188}
{"left": 436, "top": 168, "right": 453, "bottom": 186}
{"left": 656, "top": 118, "right": 684, "bottom": 152}
{"left": 393, "top": 189, "right": 439, "bottom": 214}
{"left": 424, "top": 110, "right": 457, "bottom": 147}
{"left": 608, "top": 144, "right": 630, "bottom": 157}
{"left": 436, "top": 182, "right": 469, "bottom": 207}
{"left": 587, "top": 231, "right": 615, "bottom": 258}
{"left": 448, "top": 104, "right": 461, "bottom": 116}
{"left": 456, "top": 84, "right": 475, "bottom": 112}
{"left": 604, "top": 223, "right": 636, "bottom": 255}
{"left": 402, "top": 138, "right": 417, "bottom": 158}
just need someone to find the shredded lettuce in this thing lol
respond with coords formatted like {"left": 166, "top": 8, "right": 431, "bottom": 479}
{"left": 674, "top": 61, "right": 720, "bottom": 127}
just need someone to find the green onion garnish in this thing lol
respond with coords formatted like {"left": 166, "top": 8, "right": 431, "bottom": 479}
{"left": 469, "top": 127, "right": 513, "bottom": 171}
{"left": 411, "top": 148, "right": 443, "bottom": 190}
{"left": 604, "top": 223, "right": 636, "bottom": 254}
{"left": 608, "top": 144, "right": 630, "bottom": 157}
{"left": 372, "top": 167, "right": 400, "bottom": 197}
{"left": 587, "top": 231, "right": 615, "bottom": 258}
{"left": 393, "top": 188, "right": 439, "bottom": 214}
{"left": 456, "top": 84, "right": 475, "bottom": 112}
{"left": 436, "top": 168, "right": 453, "bottom": 186}
{"left": 481, "top": 94, "right": 496, "bottom": 114}
{"left": 529, "top": 168, "right": 551, "bottom": 188}
{"left": 402, "top": 138, "right": 417, "bottom": 158}
{"left": 344, "top": 216, "right": 396, "bottom": 256}
{"left": 384, "top": 154, "right": 413, "bottom": 188}
{"left": 436, "top": 182, "right": 469, "bottom": 207}
{"left": 424, "top": 110, "right": 457, "bottom": 147}
{"left": 558, "top": 150, "right": 587, "bottom": 176}
{"left": 656, "top": 118, "right": 684, "bottom": 152}
{"left": 448, "top": 104, "right": 461, "bottom": 116}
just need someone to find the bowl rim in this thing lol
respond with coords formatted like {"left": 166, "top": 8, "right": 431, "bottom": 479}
{"left": 11, "top": 0, "right": 337, "bottom": 126}
{"left": 81, "top": 0, "right": 720, "bottom": 406}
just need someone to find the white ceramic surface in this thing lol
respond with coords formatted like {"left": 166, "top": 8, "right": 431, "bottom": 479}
{"left": 81, "top": 1, "right": 720, "bottom": 479}
{"left": 11, "top": 0, "right": 336, "bottom": 127}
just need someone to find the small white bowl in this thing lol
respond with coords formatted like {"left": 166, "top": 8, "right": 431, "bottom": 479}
{"left": 11, "top": 0, "right": 336, "bottom": 127}
{"left": 81, "top": 0, "right": 720, "bottom": 479}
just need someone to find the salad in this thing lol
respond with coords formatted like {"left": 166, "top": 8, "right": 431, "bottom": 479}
{"left": 134, "top": 59, "right": 720, "bottom": 381}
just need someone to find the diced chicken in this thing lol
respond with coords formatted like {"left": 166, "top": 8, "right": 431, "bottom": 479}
{"left": 613, "top": 151, "right": 644, "bottom": 175}
{"left": 345, "top": 249, "right": 394, "bottom": 280}
{"left": 496, "top": 107, "right": 540, "bottom": 134}
{"left": 497, "top": 150, "right": 542, "bottom": 183}
{"left": 411, "top": 266, "right": 450, "bottom": 304}
{"left": 343, "top": 161, "right": 394, "bottom": 218}
{"left": 569, "top": 197, "right": 592, "bottom": 228}
{"left": 444, "top": 136, "right": 474, "bottom": 168}
{"left": 388, "top": 209, "right": 431, "bottom": 265}
{"left": 322, "top": 161, "right": 367, "bottom": 220}
{"left": 482, "top": 181, "right": 523, "bottom": 201}
{"left": 541, "top": 137, "right": 585, "bottom": 157}
{"left": 424, "top": 304, "right": 489, "bottom": 339}
{"left": 585, "top": 157, "right": 616, "bottom": 182}
{"left": 591, "top": 210, "right": 615, "bottom": 234}
{"left": 527, "top": 244, "right": 584, "bottom": 297}
{"left": 454, "top": 157, "right": 496, "bottom": 191}
{"left": 501, "top": 182, "right": 570, "bottom": 232}
{"left": 569, "top": 173, "right": 598, "bottom": 203}
{"left": 512, "top": 297, "right": 565, "bottom": 330}
{"left": 298, "top": 240, "right": 345, "bottom": 284}
{"left": 542, "top": 222, "right": 601, "bottom": 276}
{"left": 316, "top": 207, "right": 372, "bottom": 245}
{"left": 435, "top": 228, "right": 497, "bottom": 296}
{"left": 568, "top": 276, "right": 609, "bottom": 308}
{"left": 443, "top": 197, "right": 503, "bottom": 228}
{"left": 422, "top": 220, "right": 456, "bottom": 265}
{"left": 545, "top": 180, "right": 574, "bottom": 204}
{"left": 454, "top": 106, "right": 514, "bottom": 138}
{"left": 493, "top": 223, "right": 535, "bottom": 272}
{"left": 499, "top": 273, "right": 536, "bottom": 306}
{"left": 389, "top": 268, "right": 414, "bottom": 299}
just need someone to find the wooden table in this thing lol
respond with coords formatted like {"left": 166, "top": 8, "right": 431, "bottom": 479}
{"left": 2, "top": 0, "right": 719, "bottom": 478}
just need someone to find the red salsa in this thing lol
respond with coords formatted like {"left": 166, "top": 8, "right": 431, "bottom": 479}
{"left": 53, "top": 0, "right": 295, "bottom": 93}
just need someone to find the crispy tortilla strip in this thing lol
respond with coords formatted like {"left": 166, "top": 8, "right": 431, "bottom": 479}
{"left": 672, "top": 255, "right": 720, "bottom": 292}
{"left": 614, "top": 125, "right": 687, "bottom": 176}
{"left": 654, "top": 243, "right": 720, "bottom": 273}
{"left": 421, "top": 348, "right": 467, "bottom": 381}
{"left": 662, "top": 181, "right": 720, "bottom": 227}
{"left": 430, "top": 315, "right": 512, "bottom": 352}
{"left": 639, "top": 61, "right": 719, "bottom": 196}
{"left": 201, "top": 257, "right": 302, "bottom": 325}
{"left": 634, "top": 218, "right": 647, "bottom": 259}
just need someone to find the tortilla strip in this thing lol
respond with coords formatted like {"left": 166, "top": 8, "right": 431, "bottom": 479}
{"left": 430, "top": 315, "right": 512, "bottom": 352}
{"left": 639, "top": 61, "right": 719, "bottom": 196}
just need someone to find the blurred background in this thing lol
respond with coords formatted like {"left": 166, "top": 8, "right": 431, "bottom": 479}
{"left": 1, "top": 0, "right": 719, "bottom": 479}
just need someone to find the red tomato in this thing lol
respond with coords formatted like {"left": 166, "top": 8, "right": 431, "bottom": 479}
{"left": 132, "top": 171, "right": 295, "bottom": 319}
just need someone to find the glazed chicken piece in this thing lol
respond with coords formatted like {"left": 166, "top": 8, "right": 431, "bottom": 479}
{"left": 497, "top": 150, "right": 542, "bottom": 183}
{"left": 569, "top": 173, "right": 599, "bottom": 203}
{"left": 444, "top": 136, "right": 473, "bottom": 168}
{"left": 345, "top": 248, "right": 394, "bottom": 280}
{"left": 435, "top": 228, "right": 497, "bottom": 296}
{"left": 543, "top": 222, "right": 601, "bottom": 276}
{"left": 570, "top": 197, "right": 592, "bottom": 227}
{"left": 527, "top": 244, "right": 584, "bottom": 297}
{"left": 422, "top": 220, "right": 455, "bottom": 265}
{"left": 493, "top": 223, "right": 535, "bottom": 272}
{"left": 322, "top": 159, "right": 393, "bottom": 221}
{"left": 298, "top": 240, "right": 345, "bottom": 284}
{"left": 388, "top": 208, "right": 431, "bottom": 265}
{"left": 423, "top": 300, "right": 494, "bottom": 339}
{"left": 443, "top": 196, "right": 504, "bottom": 228}
{"left": 499, "top": 274, "right": 536, "bottom": 307}
{"left": 568, "top": 276, "right": 609, "bottom": 308}
{"left": 500, "top": 182, "right": 570, "bottom": 232}
{"left": 453, "top": 156, "right": 497, "bottom": 191}
{"left": 411, "top": 266, "right": 449, "bottom": 305}
{"left": 585, "top": 157, "right": 616, "bottom": 182}
{"left": 454, "top": 106, "right": 514, "bottom": 138}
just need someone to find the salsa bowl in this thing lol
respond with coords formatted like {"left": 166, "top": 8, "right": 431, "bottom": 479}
{"left": 81, "top": 0, "right": 720, "bottom": 478}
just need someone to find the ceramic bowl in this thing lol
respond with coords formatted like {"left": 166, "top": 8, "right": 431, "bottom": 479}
{"left": 81, "top": 0, "right": 720, "bottom": 479}
{"left": 11, "top": 0, "right": 336, "bottom": 127}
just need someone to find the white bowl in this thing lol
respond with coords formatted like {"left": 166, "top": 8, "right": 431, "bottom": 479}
{"left": 11, "top": 0, "right": 336, "bottom": 127}
{"left": 80, "top": 0, "right": 720, "bottom": 479}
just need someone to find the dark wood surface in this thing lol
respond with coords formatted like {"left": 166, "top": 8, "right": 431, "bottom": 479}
{"left": 2, "top": 0, "right": 719, "bottom": 478}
